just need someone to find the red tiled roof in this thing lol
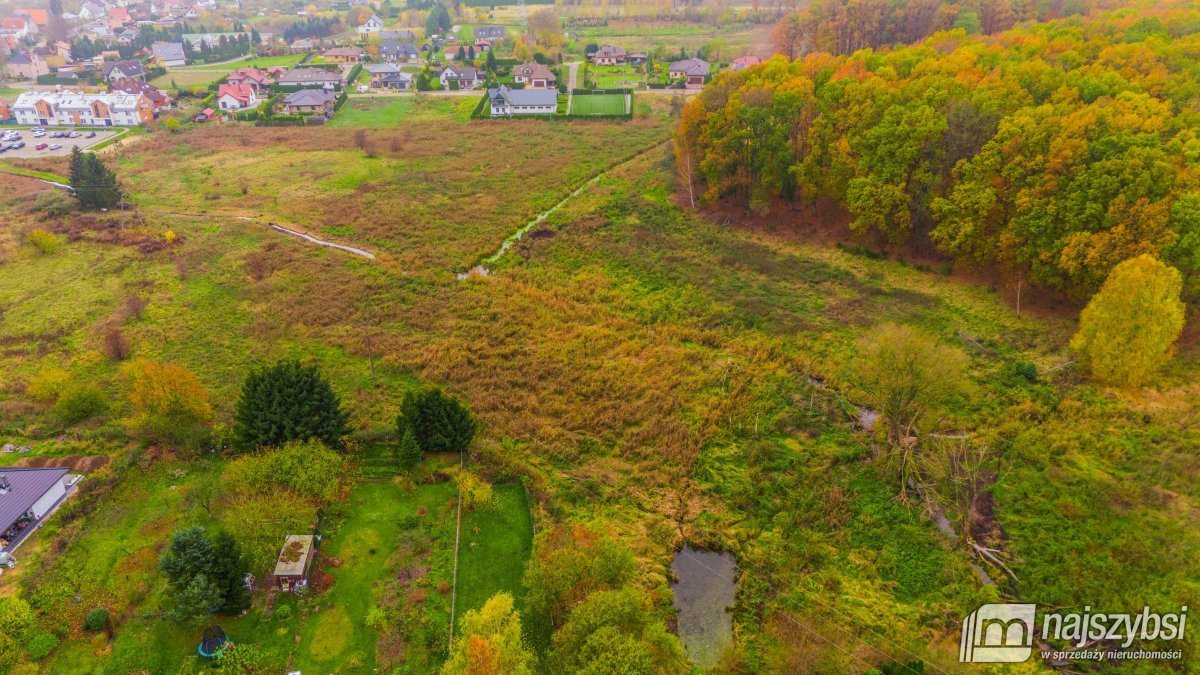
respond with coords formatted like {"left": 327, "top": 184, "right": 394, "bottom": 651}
{"left": 217, "top": 82, "right": 254, "bottom": 103}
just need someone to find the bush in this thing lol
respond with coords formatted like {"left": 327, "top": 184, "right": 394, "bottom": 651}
{"left": 53, "top": 384, "right": 108, "bottom": 424}
{"left": 123, "top": 360, "right": 213, "bottom": 448}
{"left": 26, "top": 228, "right": 64, "bottom": 253}
{"left": 27, "top": 367, "right": 70, "bottom": 403}
{"left": 273, "top": 604, "right": 292, "bottom": 621}
{"left": 32, "top": 191, "right": 75, "bottom": 218}
{"left": 24, "top": 632, "right": 59, "bottom": 661}
{"left": 454, "top": 468, "right": 494, "bottom": 510}
{"left": 101, "top": 325, "right": 131, "bottom": 361}
{"left": 83, "top": 607, "right": 110, "bottom": 632}
{"left": 223, "top": 440, "right": 345, "bottom": 501}
{"left": 1004, "top": 360, "right": 1039, "bottom": 383}
{"left": 0, "top": 597, "right": 35, "bottom": 640}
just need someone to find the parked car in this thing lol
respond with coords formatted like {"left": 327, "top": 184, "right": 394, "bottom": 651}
{"left": 48, "top": 143, "right": 62, "bottom": 150}
{"left": 69, "top": 132, "right": 81, "bottom": 138}
{"left": 85, "top": 131, "right": 96, "bottom": 138}
{"left": 35, "top": 143, "right": 47, "bottom": 150}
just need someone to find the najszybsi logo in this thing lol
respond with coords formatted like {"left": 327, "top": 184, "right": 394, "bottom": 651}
{"left": 960, "top": 603, "right": 1189, "bottom": 664}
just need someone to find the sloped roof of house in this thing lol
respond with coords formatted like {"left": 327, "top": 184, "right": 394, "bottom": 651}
{"left": 277, "top": 67, "right": 342, "bottom": 85}
{"left": 474, "top": 26, "right": 505, "bottom": 39}
{"left": 443, "top": 65, "right": 478, "bottom": 79}
{"left": 283, "top": 88, "right": 336, "bottom": 106}
{"left": 365, "top": 62, "right": 400, "bottom": 75}
{"left": 15, "top": 8, "right": 48, "bottom": 26}
{"left": 111, "top": 77, "right": 167, "bottom": 103}
{"left": 1, "top": 18, "right": 28, "bottom": 31}
{"left": 669, "top": 57, "right": 710, "bottom": 76}
{"left": 731, "top": 55, "right": 762, "bottom": 69}
{"left": 379, "top": 40, "right": 418, "bottom": 56}
{"left": 489, "top": 85, "right": 556, "bottom": 107}
{"left": 217, "top": 82, "right": 255, "bottom": 103}
{"left": 593, "top": 45, "right": 626, "bottom": 58}
{"left": 151, "top": 41, "right": 185, "bottom": 62}
{"left": 0, "top": 468, "right": 68, "bottom": 532}
{"left": 323, "top": 46, "right": 362, "bottom": 58}
{"left": 103, "top": 60, "right": 146, "bottom": 78}
{"left": 513, "top": 61, "right": 555, "bottom": 82}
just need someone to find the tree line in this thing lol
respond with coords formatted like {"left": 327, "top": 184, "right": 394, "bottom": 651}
{"left": 678, "top": 1, "right": 1200, "bottom": 300}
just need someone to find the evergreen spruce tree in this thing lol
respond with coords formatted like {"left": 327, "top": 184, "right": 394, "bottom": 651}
{"left": 68, "top": 148, "right": 122, "bottom": 210}
{"left": 399, "top": 387, "right": 476, "bottom": 454}
{"left": 159, "top": 527, "right": 216, "bottom": 590}
{"left": 233, "top": 359, "right": 350, "bottom": 451}
{"left": 212, "top": 531, "right": 250, "bottom": 613}
{"left": 395, "top": 424, "right": 423, "bottom": 468}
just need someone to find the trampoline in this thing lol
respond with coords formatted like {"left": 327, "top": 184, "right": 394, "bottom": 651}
{"left": 197, "top": 624, "right": 231, "bottom": 659}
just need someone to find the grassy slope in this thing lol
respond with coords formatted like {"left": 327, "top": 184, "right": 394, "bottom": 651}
{"left": 0, "top": 95, "right": 1195, "bottom": 670}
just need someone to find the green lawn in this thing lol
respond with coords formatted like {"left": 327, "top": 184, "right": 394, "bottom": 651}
{"left": 589, "top": 65, "right": 645, "bottom": 89}
{"left": 293, "top": 478, "right": 458, "bottom": 673}
{"left": 454, "top": 484, "right": 534, "bottom": 618}
{"left": 570, "top": 93, "right": 628, "bottom": 116}
{"left": 330, "top": 95, "right": 477, "bottom": 127}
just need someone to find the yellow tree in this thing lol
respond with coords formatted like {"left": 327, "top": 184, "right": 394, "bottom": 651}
{"left": 124, "top": 360, "right": 213, "bottom": 448}
{"left": 443, "top": 593, "right": 533, "bottom": 675}
{"left": 1070, "top": 254, "right": 1186, "bottom": 387}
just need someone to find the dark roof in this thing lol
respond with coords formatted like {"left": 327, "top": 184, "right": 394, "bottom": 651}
{"left": 0, "top": 468, "right": 67, "bottom": 531}
{"left": 283, "top": 88, "right": 336, "bottom": 105}
{"left": 103, "top": 60, "right": 146, "bottom": 78}
{"left": 379, "top": 29, "right": 414, "bottom": 40}
{"left": 277, "top": 67, "right": 342, "bottom": 85}
{"left": 151, "top": 41, "right": 185, "bottom": 62}
{"left": 379, "top": 40, "right": 418, "bottom": 56}
{"left": 474, "top": 26, "right": 505, "bottom": 38}
{"left": 669, "top": 57, "right": 710, "bottom": 76}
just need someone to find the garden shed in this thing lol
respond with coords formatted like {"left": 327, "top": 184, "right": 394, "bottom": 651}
{"left": 272, "top": 534, "right": 316, "bottom": 592}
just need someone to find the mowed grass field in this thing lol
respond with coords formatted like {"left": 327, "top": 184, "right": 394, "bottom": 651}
{"left": 570, "top": 93, "right": 628, "bottom": 116}
{"left": 454, "top": 484, "right": 535, "bottom": 621}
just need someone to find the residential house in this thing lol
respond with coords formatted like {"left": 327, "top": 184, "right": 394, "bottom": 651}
{"left": 357, "top": 13, "right": 383, "bottom": 34}
{"left": 366, "top": 64, "right": 411, "bottom": 90}
{"left": 151, "top": 41, "right": 186, "bottom": 67}
{"left": 668, "top": 57, "right": 710, "bottom": 87}
{"left": 111, "top": 77, "right": 170, "bottom": 108}
{"left": 272, "top": 534, "right": 317, "bottom": 592}
{"left": 13, "top": 90, "right": 155, "bottom": 125}
{"left": 14, "top": 8, "right": 48, "bottom": 29}
{"left": 628, "top": 53, "right": 648, "bottom": 66}
{"left": 216, "top": 82, "right": 257, "bottom": 110}
{"left": 488, "top": 85, "right": 556, "bottom": 116}
{"left": 102, "top": 60, "right": 147, "bottom": 82}
{"left": 0, "top": 17, "right": 32, "bottom": 38}
{"left": 289, "top": 38, "right": 316, "bottom": 52}
{"left": 107, "top": 6, "right": 131, "bottom": 23}
{"left": 378, "top": 40, "right": 419, "bottom": 62}
{"left": 194, "top": 106, "right": 216, "bottom": 122}
{"left": 4, "top": 51, "right": 48, "bottom": 79}
{"left": 512, "top": 61, "right": 556, "bottom": 89}
{"left": 78, "top": 1, "right": 106, "bottom": 20}
{"left": 0, "top": 469, "right": 74, "bottom": 554}
{"left": 473, "top": 26, "right": 504, "bottom": 44}
{"left": 276, "top": 67, "right": 342, "bottom": 89}
{"left": 730, "top": 55, "right": 762, "bottom": 71}
{"left": 473, "top": 40, "right": 491, "bottom": 53}
{"left": 281, "top": 88, "right": 336, "bottom": 115}
{"left": 322, "top": 46, "right": 363, "bottom": 63}
{"left": 591, "top": 45, "right": 627, "bottom": 65}
{"left": 439, "top": 65, "right": 479, "bottom": 90}
{"left": 52, "top": 41, "right": 72, "bottom": 60}
{"left": 226, "top": 67, "right": 280, "bottom": 93}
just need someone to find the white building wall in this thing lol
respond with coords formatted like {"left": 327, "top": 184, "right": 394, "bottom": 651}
{"left": 30, "top": 478, "right": 66, "bottom": 518}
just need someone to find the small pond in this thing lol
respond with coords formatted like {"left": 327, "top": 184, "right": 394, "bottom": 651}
{"left": 671, "top": 545, "right": 737, "bottom": 669}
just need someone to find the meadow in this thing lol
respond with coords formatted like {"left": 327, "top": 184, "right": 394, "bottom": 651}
{"left": 0, "top": 59, "right": 1195, "bottom": 672}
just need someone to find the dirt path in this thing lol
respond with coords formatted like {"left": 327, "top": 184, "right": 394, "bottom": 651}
{"left": 267, "top": 224, "right": 376, "bottom": 259}
{"left": 459, "top": 139, "right": 669, "bottom": 278}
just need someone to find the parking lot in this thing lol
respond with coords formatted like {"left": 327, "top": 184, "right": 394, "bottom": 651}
{"left": 0, "top": 128, "right": 125, "bottom": 158}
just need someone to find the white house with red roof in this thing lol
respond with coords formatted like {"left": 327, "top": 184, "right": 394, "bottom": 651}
{"left": 216, "top": 82, "right": 258, "bottom": 110}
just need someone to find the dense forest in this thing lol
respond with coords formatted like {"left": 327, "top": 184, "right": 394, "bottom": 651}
{"left": 679, "top": 1, "right": 1200, "bottom": 299}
